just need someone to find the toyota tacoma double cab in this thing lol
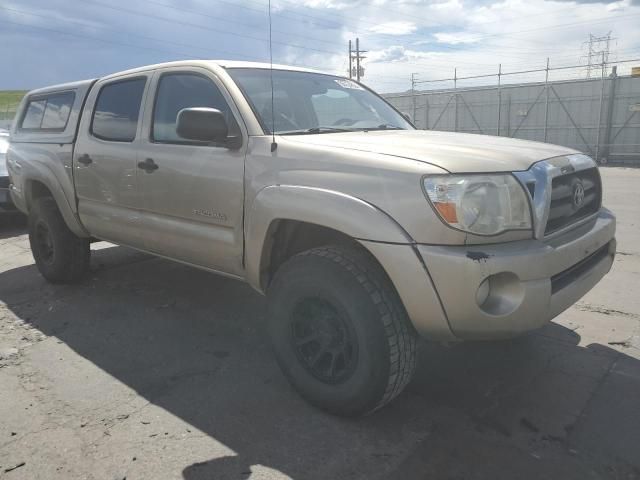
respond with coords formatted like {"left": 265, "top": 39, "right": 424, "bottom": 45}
{"left": 6, "top": 60, "right": 616, "bottom": 416}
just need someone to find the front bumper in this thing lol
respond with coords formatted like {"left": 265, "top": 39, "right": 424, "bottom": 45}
{"left": 418, "top": 209, "right": 616, "bottom": 339}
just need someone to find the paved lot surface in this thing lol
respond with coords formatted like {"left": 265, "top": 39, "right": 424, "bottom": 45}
{"left": 1, "top": 167, "right": 639, "bottom": 480}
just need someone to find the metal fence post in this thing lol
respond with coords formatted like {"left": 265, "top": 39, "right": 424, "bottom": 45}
{"left": 595, "top": 52, "right": 606, "bottom": 162}
{"left": 425, "top": 97, "right": 430, "bottom": 130}
{"left": 496, "top": 64, "right": 502, "bottom": 136}
{"left": 543, "top": 58, "right": 550, "bottom": 142}
{"left": 411, "top": 73, "right": 417, "bottom": 127}
{"left": 454, "top": 68, "right": 458, "bottom": 132}
{"left": 506, "top": 94, "right": 511, "bottom": 137}
{"left": 601, "top": 66, "right": 618, "bottom": 162}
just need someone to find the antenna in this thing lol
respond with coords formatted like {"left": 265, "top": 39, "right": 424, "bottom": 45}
{"left": 268, "top": 0, "right": 277, "bottom": 152}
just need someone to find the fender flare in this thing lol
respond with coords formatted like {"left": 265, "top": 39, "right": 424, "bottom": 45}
{"left": 244, "top": 185, "right": 413, "bottom": 292}
{"left": 24, "top": 174, "right": 89, "bottom": 238}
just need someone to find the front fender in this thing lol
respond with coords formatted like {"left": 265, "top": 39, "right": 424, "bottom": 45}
{"left": 244, "top": 185, "right": 413, "bottom": 292}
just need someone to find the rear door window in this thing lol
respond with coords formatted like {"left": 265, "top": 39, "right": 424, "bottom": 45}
{"left": 20, "top": 91, "right": 75, "bottom": 131}
{"left": 91, "top": 78, "right": 146, "bottom": 142}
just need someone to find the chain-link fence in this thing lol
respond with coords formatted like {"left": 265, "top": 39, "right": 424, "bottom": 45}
{"left": 384, "top": 59, "right": 640, "bottom": 165}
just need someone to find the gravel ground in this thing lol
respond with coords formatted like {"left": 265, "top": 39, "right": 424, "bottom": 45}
{"left": 0, "top": 167, "right": 639, "bottom": 480}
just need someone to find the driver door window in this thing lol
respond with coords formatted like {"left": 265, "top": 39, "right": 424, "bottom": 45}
{"left": 152, "top": 73, "right": 238, "bottom": 143}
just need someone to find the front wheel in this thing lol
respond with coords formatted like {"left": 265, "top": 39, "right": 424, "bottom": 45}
{"left": 267, "top": 245, "right": 417, "bottom": 416}
{"left": 28, "top": 197, "right": 90, "bottom": 283}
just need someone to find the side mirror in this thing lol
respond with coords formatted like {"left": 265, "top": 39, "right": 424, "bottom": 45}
{"left": 176, "top": 107, "right": 232, "bottom": 145}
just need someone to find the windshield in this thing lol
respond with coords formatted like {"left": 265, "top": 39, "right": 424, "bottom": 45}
{"left": 226, "top": 68, "right": 413, "bottom": 135}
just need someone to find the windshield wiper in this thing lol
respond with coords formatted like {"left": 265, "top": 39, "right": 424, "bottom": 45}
{"left": 280, "top": 127, "right": 355, "bottom": 135}
{"left": 362, "top": 124, "right": 405, "bottom": 131}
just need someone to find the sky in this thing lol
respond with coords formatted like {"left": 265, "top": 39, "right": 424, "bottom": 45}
{"left": 0, "top": 0, "right": 639, "bottom": 93}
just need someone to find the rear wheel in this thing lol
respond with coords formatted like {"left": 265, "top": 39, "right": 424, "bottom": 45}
{"left": 28, "top": 197, "right": 90, "bottom": 283}
{"left": 267, "top": 245, "right": 417, "bottom": 416}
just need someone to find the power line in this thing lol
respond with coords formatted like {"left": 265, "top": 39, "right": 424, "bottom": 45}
{"left": 244, "top": 0, "right": 599, "bottom": 48}
{"left": 5, "top": 6, "right": 426, "bottom": 85}
{"left": 124, "top": 0, "right": 346, "bottom": 50}
{"left": 0, "top": 6, "right": 250, "bottom": 61}
{"left": 14, "top": 0, "right": 635, "bottom": 74}
{"left": 4, "top": 1, "right": 640, "bottom": 89}
{"left": 0, "top": 18, "right": 349, "bottom": 76}
{"left": 80, "top": 0, "right": 561, "bottom": 63}
{"left": 73, "top": 0, "right": 640, "bottom": 64}
{"left": 0, "top": 0, "right": 560, "bottom": 78}
{"left": 81, "top": 0, "right": 347, "bottom": 57}
{"left": 259, "top": 0, "right": 639, "bottom": 50}
{"left": 421, "top": 11, "right": 639, "bottom": 47}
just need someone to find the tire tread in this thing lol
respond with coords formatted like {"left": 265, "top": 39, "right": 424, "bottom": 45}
{"left": 29, "top": 197, "right": 90, "bottom": 283}
{"left": 295, "top": 245, "right": 417, "bottom": 414}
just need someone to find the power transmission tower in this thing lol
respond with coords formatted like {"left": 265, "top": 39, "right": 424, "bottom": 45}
{"left": 348, "top": 38, "right": 367, "bottom": 81}
{"left": 584, "top": 32, "right": 613, "bottom": 78}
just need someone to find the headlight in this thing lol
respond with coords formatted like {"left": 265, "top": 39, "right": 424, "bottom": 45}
{"left": 423, "top": 174, "right": 532, "bottom": 235}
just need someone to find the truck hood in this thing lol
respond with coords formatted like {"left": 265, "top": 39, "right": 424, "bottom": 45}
{"left": 281, "top": 130, "right": 579, "bottom": 173}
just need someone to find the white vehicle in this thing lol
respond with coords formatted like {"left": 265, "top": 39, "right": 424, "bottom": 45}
{"left": 0, "top": 129, "right": 16, "bottom": 212}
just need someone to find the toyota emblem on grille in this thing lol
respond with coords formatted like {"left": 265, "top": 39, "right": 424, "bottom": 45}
{"left": 573, "top": 182, "right": 585, "bottom": 209}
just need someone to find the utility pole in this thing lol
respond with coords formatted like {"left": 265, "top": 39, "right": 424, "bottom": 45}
{"left": 543, "top": 57, "right": 550, "bottom": 142}
{"left": 356, "top": 38, "right": 361, "bottom": 82}
{"left": 348, "top": 38, "right": 367, "bottom": 81}
{"left": 584, "top": 32, "right": 613, "bottom": 78}
{"left": 348, "top": 40, "right": 352, "bottom": 79}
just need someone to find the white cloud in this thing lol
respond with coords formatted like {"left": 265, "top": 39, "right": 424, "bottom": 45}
{"left": 291, "top": 0, "right": 353, "bottom": 9}
{"left": 432, "top": 32, "right": 480, "bottom": 45}
{"left": 369, "top": 21, "right": 417, "bottom": 35}
{"left": 368, "top": 45, "right": 446, "bottom": 62}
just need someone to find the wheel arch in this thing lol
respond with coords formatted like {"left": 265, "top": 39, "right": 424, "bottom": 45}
{"left": 24, "top": 177, "right": 89, "bottom": 238}
{"left": 244, "top": 185, "right": 413, "bottom": 293}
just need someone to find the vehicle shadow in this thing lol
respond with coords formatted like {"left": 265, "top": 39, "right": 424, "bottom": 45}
{"left": 0, "top": 212, "right": 26, "bottom": 240}
{"left": 0, "top": 244, "right": 638, "bottom": 480}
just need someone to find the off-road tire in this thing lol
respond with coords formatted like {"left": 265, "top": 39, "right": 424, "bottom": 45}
{"left": 267, "top": 245, "right": 417, "bottom": 416}
{"left": 28, "top": 197, "right": 90, "bottom": 283}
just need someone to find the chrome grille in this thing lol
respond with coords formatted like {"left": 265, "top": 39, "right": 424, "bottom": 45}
{"left": 513, "top": 154, "right": 601, "bottom": 239}
{"left": 545, "top": 167, "right": 601, "bottom": 235}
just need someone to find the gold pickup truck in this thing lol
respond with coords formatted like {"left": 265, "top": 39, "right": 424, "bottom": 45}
{"left": 6, "top": 60, "right": 616, "bottom": 416}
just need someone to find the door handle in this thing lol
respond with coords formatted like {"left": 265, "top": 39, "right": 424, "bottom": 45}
{"left": 137, "top": 158, "right": 159, "bottom": 173}
{"left": 77, "top": 153, "right": 93, "bottom": 165}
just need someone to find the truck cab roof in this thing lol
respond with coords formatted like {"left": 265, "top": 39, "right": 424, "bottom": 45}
{"left": 25, "top": 60, "right": 325, "bottom": 97}
{"left": 99, "top": 60, "right": 325, "bottom": 80}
